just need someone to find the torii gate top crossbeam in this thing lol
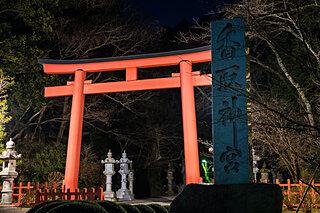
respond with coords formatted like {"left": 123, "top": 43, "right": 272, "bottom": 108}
{"left": 39, "top": 46, "right": 212, "bottom": 98}
{"left": 38, "top": 46, "right": 211, "bottom": 74}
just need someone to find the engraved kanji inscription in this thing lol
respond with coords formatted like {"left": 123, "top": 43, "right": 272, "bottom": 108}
{"left": 219, "top": 146, "right": 242, "bottom": 174}
{"left": 218, "top": 96, "right": 242, "bottom": 125}
{"left": 215, "top": 65, "right": 241, "bottom": 91}
{"left": 216, "top": 23, "right": 241, "bottom": 59}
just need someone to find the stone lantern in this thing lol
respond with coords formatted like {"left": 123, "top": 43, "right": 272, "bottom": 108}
{"left": 260, "top": 162, "right": 270, "bottom": 183}
{"left": 128, "top": 162, "right": 134, "bottom": 200}
{"left": 116, "top": 151, "right": 132, "bottom": 201}
{"left": 166, "top": 163, "right": 175, "bottom": 195}
{"left": 101, "top": 150, "right": 116, "bottom": 201}
{"left": 252, "top": 148, "right": 261, "bottom": 182}
{"left": 0, "top": 138, "right": 21, "bottom": 205}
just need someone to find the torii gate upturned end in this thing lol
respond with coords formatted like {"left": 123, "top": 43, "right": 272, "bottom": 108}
{"left": 39, "top": 46, "right": 212, "bottom": 191}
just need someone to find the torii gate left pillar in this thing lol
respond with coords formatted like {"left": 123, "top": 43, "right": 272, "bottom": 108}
{"left": 39, "top": 46, "right": 212, "bottom": 191}
{"left": 63, "top": 70, "right": 86, "bottom": 190}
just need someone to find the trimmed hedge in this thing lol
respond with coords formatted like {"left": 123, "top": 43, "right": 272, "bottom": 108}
{"left": 27, "top": 200, "right": 67, "bottom": 213}
{"left": 119, "top": 203, "right": 141, "bottom": 213}
{"left": 35, "top": 200, "right": 68, "bottom": 213}
{"left": 147, "top": 204, "right": 168, "bottom": 213}
{"left": 28, "top": 199, "right": 169, "bottom": 213}
{"left": 47, "top": 202, "right": 107, "bottom": 213}
{"left": 97, "top": 200, "right": 127, "bottom": 213}
{"left": 163, "top": 205, "right": 170, "bottom": 211}
{"left": 135, "top": 205, "right": 156, "bottom": 213}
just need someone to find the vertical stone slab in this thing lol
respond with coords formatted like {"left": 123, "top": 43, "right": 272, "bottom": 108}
{"left": 211, "top": 18, "right": 250, "bottom": 184}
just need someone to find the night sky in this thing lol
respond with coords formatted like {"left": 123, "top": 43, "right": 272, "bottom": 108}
{"left": 132, "top": 0, "right": 214, "bottom": 27}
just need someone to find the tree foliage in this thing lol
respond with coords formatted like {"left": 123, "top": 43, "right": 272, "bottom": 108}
{"left": 0, "top": 0, "right": 197, "bottom": 192}
{"left": 178, "top": 0, "right": 320, "bottom": 181}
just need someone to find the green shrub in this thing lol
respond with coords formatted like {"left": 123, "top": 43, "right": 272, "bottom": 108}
{"left": 27, "top": 200, "right": 67, "bottom": 213}
{"left": 35, "top": 200, "right": 68, "bottom": 213}
{"left": 97, "top": 200, "right": 127, "bottom": 213}
{"left": 135, "top": 205, "right": 156, "bottom": 213}
{"left": 48, "top": 202, "right": 107, "bottom": 213}
{"left": 119, "top": 203, "right": 141, "bottom": 213}
{"left": 147, "top": 204, "right": 167, "bottom": 213}
{"left": 163, "top": 205, "right": 170, "bottom": 211}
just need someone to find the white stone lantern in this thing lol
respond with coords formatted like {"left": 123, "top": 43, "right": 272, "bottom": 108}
{"left": 252, "top": 148, "right": 261, "bottom": 182}
{"left": 0, "top": 138, "right": 21, "bottom": 205}
{"left": 116, "top": 151, "right": 132, "bottom": 201}
{"left": 101, "top": 149, "right": 116, "bottom": 201}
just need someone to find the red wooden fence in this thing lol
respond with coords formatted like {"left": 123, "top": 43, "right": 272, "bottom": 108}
{"left": 35, "top": 188, "right": 104, "bottom": 204}
{"left": 275, "top": 179, "right": 320, "bottom": 208}
{"left": 0, "top": 182, "right": 105, "bottom": 206}
{"left": 0, "top": 180, "right": 319, "bottom": 207}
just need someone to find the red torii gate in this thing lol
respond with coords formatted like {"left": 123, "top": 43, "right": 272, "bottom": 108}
{"left": 38, "top": 46, "right": 212, "bottom": 191}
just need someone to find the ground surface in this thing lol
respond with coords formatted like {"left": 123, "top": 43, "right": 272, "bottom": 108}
{"left": 1, "top": 197, "right": 318, "bottom": 213}
{"left": 0, "top": 196, "right": 175, "bottom": 213}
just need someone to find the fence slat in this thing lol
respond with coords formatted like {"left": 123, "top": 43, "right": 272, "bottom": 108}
{"left": 27, "top": 182, "right": 31, "bottom": 205}
{"left": 67, "top": 189, "right": 71, "bottom": 200}
{"left": 17, "top": 182, "right": 23, "bottom": 205}
{"left": 312, "top": 180, "right": 315, "bottom": 205}
{"left": 11, "top": 182, "right": 15, "bottom": 204}
{"left": 288, "top": 179, "right": 291, "bottom": 203}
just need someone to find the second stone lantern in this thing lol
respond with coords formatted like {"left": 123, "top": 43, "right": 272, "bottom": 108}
{"left": 116, "top": 151, "right": 133, "bottom": 201}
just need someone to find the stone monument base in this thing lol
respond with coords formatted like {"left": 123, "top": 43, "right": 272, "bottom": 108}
{"left": 116, "top": 189, "right": 132, "bottom": 201}
{"left": 0, "top": 204, "right": 19, "bottom": 210}
{"left": 169, "top": 183, "right": 283, "bottom": 213}
{"left": 104, "top": 191, "right": 117, "bottom": 201}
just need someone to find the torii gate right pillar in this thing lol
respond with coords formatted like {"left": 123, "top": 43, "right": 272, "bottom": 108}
{"left": 180, "top": 60, "right": 201, "bottom": 184}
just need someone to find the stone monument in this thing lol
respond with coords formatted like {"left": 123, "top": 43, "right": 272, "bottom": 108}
{"left": 116, "top": 151, "right": 132, "bottom": 201}
{"left": 169, "top": 18, "right": 283, "bottom": 213}
{"left": 0, "top": 138, "right": 21, "bottom": 208}
{"left": 101, "top": 149, "right": 116, "bottom": 201}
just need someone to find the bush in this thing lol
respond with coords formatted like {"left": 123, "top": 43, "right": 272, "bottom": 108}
{"left": 135, "top": 205, "right": 156, "bottom": 213}
{"left": 97, "top": 200, "right": 127, "bottom": 213}
{"left": 27, "top": 200, "right": 67, "bottom": 213}
{"left": 163, "top": 205, "right": 170, "bottom": 211}
{"left": 119, "top": 203, "right": 141, "bottom": 213}
{"left": 35, "top": 200, "right": 69, "bottom": 213}
{"left": 147, "top": 204, "right": 167, "bottom": 213}
{"left": 48, "top": 202, "right": 107, "bottom": 213}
